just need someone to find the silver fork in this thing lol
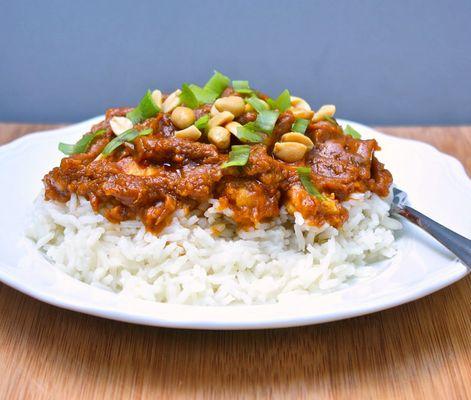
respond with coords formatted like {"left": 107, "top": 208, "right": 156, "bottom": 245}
{"left": 391, "top": 188, "right": 471, "bottom": 269}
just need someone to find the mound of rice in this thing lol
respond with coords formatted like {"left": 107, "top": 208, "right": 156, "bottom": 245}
{"left": 26, "top": 192, "right": 402, "bottom": 305}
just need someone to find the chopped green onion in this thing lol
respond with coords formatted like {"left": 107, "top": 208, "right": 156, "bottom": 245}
{"left": 180, "top": 83, "right": 199, "bottom": 109}
{"left": 292, "top": 118, "right": 310, "bottom": 134}
{"left": 246, "top": 96, "right": 269, "bottom": 113}
{"left": 234, "top": 125, "right": 264, "bottom": 143}
{"left": 255, "top": 110, "right": 279, "bottom": 133}
{"left": 181, "top": 71, "right": 231, "bottom": 108}
{"left": 101, "top": 128, "right": 153, "bottom": 156}
{"left": 194, "top": 114, "right": 210, "bottom": 130}
{"left": 297, "top": 166, "right": 323, "bottom": 199}
{"left": 189, "top": 84, "right": 219, "bottom": 104}
{"left": 344, "top": 124, "right": 361, "bottom": 139}
{"left": 267, "top": 89, "right": 291, "bottom": 112}
{"left": 232, "top": 80, "right": 252, "bottom": 94}
{"left": 180, "top": 83, "right": 219, "bottom": 108}
{"left": 126, "top": 90, "right": 160, "bottom": 124}
{"left": 221, "top": 145, "right": 251, "bottom": 168}
{"left": 204, "top": 71, "right": 230, "bottom": 96}
{"left": 58, "top": 129, "right": 106, "bottom": 155}
{"left": 243, "top": 121, "right": 259, "bottom": 131}
{"left": 324, "top": 115, "right": 338, "bottom": 125}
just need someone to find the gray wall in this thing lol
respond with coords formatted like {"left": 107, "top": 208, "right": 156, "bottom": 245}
{"left": 2, "top": 0, "right": 471, "bottom": 125}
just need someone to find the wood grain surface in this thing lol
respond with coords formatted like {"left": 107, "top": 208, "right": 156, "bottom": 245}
{"left": 0, "top": 123, "right": 470, "bottom": 400}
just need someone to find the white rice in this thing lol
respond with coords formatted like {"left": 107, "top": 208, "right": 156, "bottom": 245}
{"left": 26, "top": 192, "right": 402, "bottom": 305}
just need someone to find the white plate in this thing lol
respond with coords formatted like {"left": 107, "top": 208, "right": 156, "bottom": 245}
{"left": 0, "top": 118, "right": 469, "bottom": 329}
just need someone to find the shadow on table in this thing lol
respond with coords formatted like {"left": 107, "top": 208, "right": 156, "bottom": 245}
{"left": 1, "top": 276, "right": 470, "bottom": 398}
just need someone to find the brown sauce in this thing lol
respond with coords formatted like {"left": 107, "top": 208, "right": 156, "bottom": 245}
{"left": 44, "top": 107, "right": 392, "bottom": 233}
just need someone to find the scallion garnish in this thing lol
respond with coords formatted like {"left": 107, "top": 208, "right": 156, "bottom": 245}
{"left": 101, "top": 128, "right": 153, "bottom": 156}
{"left": 255, "top": 110, "right": 279, "bottom": 133}
{"left": 246, "top": 96, "right": 269, "bottom": 113}
{"left": 234, "top": 125, "right": 264, "bottom": 143}
{"left": 243, "top": 121, "right": 259, "bottom": 131}
{"left": 297, "top": 166, "right": 323, "bottom": 199}
{"left": 58, "top": 129, "right": 106, "bottom": 155}
{"left": 194, "top": 114, "right": 210, "bottom": 130}
{"left": 221, "top": 145, "right": 251, "bottom": 168}
{"left": 267, "top": 89, "right": 291, "bottom": 112}
{"left": 180, "top": 83, "right": 199, "bottom": 108}
{"left": 190, "top": 84, "right": 219, "bottom": 104}
{"left": 344, "top": 124, "right": 361, "bottom": 139}
{"left": 204, "top": 71, "right": 230, "bottom": 96}
{"left": 292, "top": 118, "right": 310, "bottom": 134}
{"left": 126, "top": 90, "right": 160, "bottom": 124}
{"left": 232, "top": 80, "right": 252, "bottom": 94}
{"left": 324, "top": 115, "right": 338, "bottom": 125}
{"left": 181, "top": 71, "right": 231, "bottom": 108}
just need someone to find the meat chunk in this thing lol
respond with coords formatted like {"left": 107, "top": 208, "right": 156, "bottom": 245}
{"left": 217, "top": 179, "right": 280, "bottom": 227}
{"left": 235, "top": 112, "right": 257, "bottom": 125}
{"left": 134, "top": 136, "right": 222, "bottom": 165}
{"left": 194, "top": 104, "right": 212, "bottom": 120}
{"left": 272, "top": 111, "right": 296, "bottom": 137}
{"left": 284, "top": 185, "right": 348, "bottom": 228}
{"left": 307, "top": 133, "right": 389, "bottom": 200}
{"left": 307, "top": 120, "right": 344, "bottom": 142}
{"left": 105, "top": 107, "right": 133, "bottom": 120}
{"left": 241, "top": 145, "right": 287, "bottom": 186}
{"left": 141, "top": 196, "right": 177, "bottom": 232}
{"left": 176, "top": 164, "right": 223, "bottom": 200}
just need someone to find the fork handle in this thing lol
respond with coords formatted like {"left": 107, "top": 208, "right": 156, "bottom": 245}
{"left": 397, "top": 206, "right": 471, "bottom": 269}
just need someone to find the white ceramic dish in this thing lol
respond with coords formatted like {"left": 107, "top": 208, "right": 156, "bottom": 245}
{"left": 0, "top": 117, "right": 469, "bottom": 329}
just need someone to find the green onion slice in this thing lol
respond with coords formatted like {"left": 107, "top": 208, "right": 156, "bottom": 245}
{"left": 189, "top": 84, "right": 219, "bottom": 104}
{"left": 58, "top": 129, "right": 106, "bottom": 155}
{"left": 267, "top": 89, "right": 291, "bottom": 112}
{"left": 232, "top": 80, "right": 252, "bottom": 94}
{"left": 246, "top": 96, "right": 269, "bottom": 113}
{"left": 221, "top": 145, "right": 251, "bottom": 168}
{"left": 297, "top": 166, "right": 323, "bottom": 199}
{"left": 180, "top": 83, "right": 199, "bottom": 109}
{"left": 126, "top": 90, "right": 160, "bottom": 124}
{"left": 204, "top": 71, "right": 230, "bottom": 96}
{"left": 194, "top": 114, "right": 210, "bottom": 130}
{"left": 344, "top": 124, "right": 361, "bottom": 139}
{"left": 292, "top": 118, "right": 310, "bottom": 134}
{"left": 181, "top": 71, "right": 231, "bottom": 108}
{"left": 101, "top": 128, "right": 153, "bottom": 156}
{"left": 255, "top": 110, "right": 279, "bottom": 133}
{"left": 242, "top": 122, "right": 259, "bottom": 131}
{"left": 324, "top": 115, "right": 338, "bottom": 125}
{"left": 234, "top": 125, "right": 264, "bottom": 143}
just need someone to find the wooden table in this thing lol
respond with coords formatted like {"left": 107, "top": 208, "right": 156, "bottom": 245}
{"left": 0, "top": 123, "right": 470, "bottom": 399}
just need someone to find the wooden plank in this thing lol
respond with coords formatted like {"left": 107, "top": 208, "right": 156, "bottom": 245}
{"left": 0, "top": 123, "right": 470, "bottom": 400}
{"left": 0, "top": 123, "right": 66, "bottom": 145}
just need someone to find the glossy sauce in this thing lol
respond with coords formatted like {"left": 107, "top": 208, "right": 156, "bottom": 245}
{"left": 44, "top": 106, "right": 392, "bottom": 233}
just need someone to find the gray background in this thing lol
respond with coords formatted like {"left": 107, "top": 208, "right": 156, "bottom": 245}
{"left": 1, "top": 1, "right": 470, "bottom": 125}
